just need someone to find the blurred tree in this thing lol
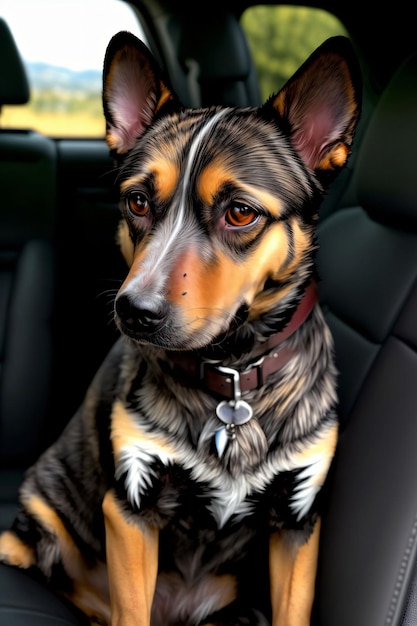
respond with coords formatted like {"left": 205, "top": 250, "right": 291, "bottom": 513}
{"left": 241, "top": 6, "right": 348, "bottom": 100}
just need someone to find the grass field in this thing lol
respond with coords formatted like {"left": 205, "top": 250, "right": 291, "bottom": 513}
{"left": 2, "top": 106, "right": 105, "bottom": 138}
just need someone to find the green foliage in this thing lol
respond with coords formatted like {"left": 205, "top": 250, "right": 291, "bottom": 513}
{"left": 241, "top": 6, "right": 348, "bottom": 100}
{"left": 31, "top": 89, "right": 102, "bottom": 117}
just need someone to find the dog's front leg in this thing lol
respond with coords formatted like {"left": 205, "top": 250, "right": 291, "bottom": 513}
{"left": 103, "top": 490, "right": 159, "bottom": 626}
{"left": 269, "top": 519, "right": 321, "bottom": 626}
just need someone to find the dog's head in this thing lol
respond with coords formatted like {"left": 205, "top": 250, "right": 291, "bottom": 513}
{"left": 103, "top": 33, "right": 361, "bottom": 353}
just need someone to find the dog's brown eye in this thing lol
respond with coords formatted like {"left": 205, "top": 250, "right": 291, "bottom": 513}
{"left": 225, "top": 203, "right": 259, "bottom": 227}
{"left": 126, "top": 192, "right": 150, "bottom": 217}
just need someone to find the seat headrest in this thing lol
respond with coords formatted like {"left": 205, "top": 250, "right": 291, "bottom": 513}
{"left": 356, "top": 51, "right": 417, "bottom": 229}
{"left": 179, "top": 13, "right": 251, "bottom": 81}
{"left": 175, "top": 12, "right": 261, "bottom": 107}
{"left": 0, "top": 18, "right": 30, "bottom": 106}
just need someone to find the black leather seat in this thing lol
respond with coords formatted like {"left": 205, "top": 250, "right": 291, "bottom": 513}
{"left": 154, "top": 11, "right": 262, "bottom": 108}
{"left": 0, "top": 18, "right": 57, "bottom": 531}
{"left": 314, "top": 49, "right": 417, "bottom": 625}
{"left": 0, "top": 20, "right": 89, "bottom": 625}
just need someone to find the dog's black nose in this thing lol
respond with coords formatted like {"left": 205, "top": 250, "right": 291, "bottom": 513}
{"left": 115, "top": 294, "right": 167, "bottom": 333}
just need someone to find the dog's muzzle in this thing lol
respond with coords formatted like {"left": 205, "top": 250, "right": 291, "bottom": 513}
{"left": 115, "top": 293, "right": 168, "bottom": 335}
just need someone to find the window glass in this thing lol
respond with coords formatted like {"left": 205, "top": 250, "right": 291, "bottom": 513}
{"left": 1, "top": 0, "right": 146, "bottom": 137}
{"left": 241, "top": 5, "right": 348, "bottom": 101}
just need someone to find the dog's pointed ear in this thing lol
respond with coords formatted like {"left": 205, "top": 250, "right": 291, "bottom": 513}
{"left": 263, "top": 36, "right": 361, "bottom": 182}
{"left": 103, "top": 31, "right": 180, "bottom": 155}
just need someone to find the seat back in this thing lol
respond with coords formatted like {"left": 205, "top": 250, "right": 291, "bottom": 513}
{"left": 314, "top": 50, "right": 417, "bottom": 625}
{"left": 158, "top": 11, "right": 262, "bottom": 108}
{"left": 0, "top": 18, "right": 57, "bottom": 529}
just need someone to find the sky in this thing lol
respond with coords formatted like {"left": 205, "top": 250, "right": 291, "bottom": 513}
{"left": 1, "top": 0, "right": 146, "bottom": 71}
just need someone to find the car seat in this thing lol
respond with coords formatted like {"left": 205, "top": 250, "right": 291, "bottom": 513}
{"left": 149, "top": 10, "right": 262, "bottom": 108}
{"left": 314, "top": 49, "right": 417, "bottom": 625}
{"left": 0, "top": 18, "right": 57, "bottom": 531}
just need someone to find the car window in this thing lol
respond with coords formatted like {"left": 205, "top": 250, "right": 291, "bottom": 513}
{"left": 1, "top": 0, "right": 147, "bottom": 137}
{"left": 240, "top": 5, "right": 348, "bottom": 100}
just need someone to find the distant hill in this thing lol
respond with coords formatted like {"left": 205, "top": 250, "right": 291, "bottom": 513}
{"left": 27, "top": 62, "right": 102, "bottom": 93}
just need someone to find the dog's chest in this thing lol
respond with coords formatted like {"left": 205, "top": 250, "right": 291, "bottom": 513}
{"left": 110, "top": 393, "right": 335, "bottom": 530}
{"left": 112, "top": 402, "right": 262, "bottom": 529}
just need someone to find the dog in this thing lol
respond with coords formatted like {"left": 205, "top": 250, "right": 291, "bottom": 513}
{"left": 0, "top": 32, "right": 361, "bottom": 626}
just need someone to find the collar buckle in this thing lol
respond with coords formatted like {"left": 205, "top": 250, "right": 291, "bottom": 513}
{"left": 215, "top": 365, "right": 243, "bottom": 404}
{"left": 243, "top": 354, "right": 267, "bottom": 388}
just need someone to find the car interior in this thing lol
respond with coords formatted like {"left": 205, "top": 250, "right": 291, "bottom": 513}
{"left": 1, "top": 1, "right": 417, "bottom": 625}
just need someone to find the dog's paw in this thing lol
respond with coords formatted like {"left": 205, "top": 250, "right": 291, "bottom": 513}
{"left": 0, "top": 530, "right": 35, "bottom": 568}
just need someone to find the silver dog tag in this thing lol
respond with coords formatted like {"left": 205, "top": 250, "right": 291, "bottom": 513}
{"left": 216, "top": 399, "right": 253, "bottom": 425}
{"left": 214, "top": 427, "right": 229, "bottom": 457}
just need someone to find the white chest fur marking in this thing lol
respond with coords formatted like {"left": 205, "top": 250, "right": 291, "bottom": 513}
{"left": 113, "top": 405, "right": 338, "bottom": 527}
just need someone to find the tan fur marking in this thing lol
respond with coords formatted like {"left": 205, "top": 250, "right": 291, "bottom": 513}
{"left": 155, "top": 81, "right": 175, "bottom": 113}
{"left": 120, "top": 158, "right": 179, "bottom": 203}
{"left": 25, "top": 494, "right": 78, "bottom": 559}
{"left": 149, "top": 159, "right": 179, "bottom": 201}
{"left": 272, "top": 217, "right": 311, "bottom": 282}
{"left": 167, "top": 220, "right": 295, "bottom": 330}
{"left": 120, "top": 179, "right": 134, "bottom": 194}
{"left": 167, "top": 247, "right": 263, "bottom": 333}
{"left": 248, "top": 288, "right": 292, "bottom": 321}
{"left": 238, "top": 183, "right": 286, "bottom": 218}
{"left": 198, "top": 161, "right": 285, "bottom": 217}
{"left": 317, "top": 141, "right": 349, "bottom": 171}
{"left": 111, "top": 400, "right": 175, "bottom": 458}
{"left": 24, "top": 495, "right": 110, "bottom": 622}
{"left": 106, "top": 131, "right": 124, "bottom": 153}
{"left": 168, "top": 248, "right": 245, "bottom": 324}
{"left": 198, "top": 160, "right": 230, "bottom": 205}
{"left": 117, "top": 220, "right": 134, "bottom": 266}
{"left": 269, "top": 520, "right": 321, "bottom": 626}
{"left": 103, "top": 490, "right": 159, "bottom": 626}
{"left": 293, "top": 423, "right": 338, "bottom": 488}
{"left": 248, "top": 281, "right": 299, "bottom": 322}
{"left": 0, "top": 530, "right": 35, "bottom": 568}
{"left": 272, "top": 375, "right": 308, "bottom": 416}
{"left": 249, "top": 217, "right": 312, "bottom": 319}
{"left": 270, "top": 90, "right": 287, "bottom": 119}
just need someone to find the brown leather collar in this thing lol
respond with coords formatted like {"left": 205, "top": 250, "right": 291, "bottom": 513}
{"left": 169, "top": 283, "right": 318, "bottom": 401}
